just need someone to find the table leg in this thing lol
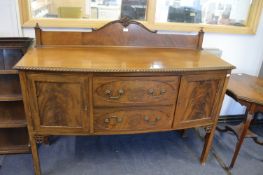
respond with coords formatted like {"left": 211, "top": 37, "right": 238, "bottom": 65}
{"left": 200, "top": 125, "right": 215, "bottom": 165}
{"left": 30, "top": 134, "right": 41, "bottom": 175}
{"left": 229, "top": 112, "right": 253, "bottom": 168}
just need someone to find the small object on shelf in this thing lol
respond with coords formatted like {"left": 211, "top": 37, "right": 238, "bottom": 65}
{"left": 0, "top": 37, "right": 33, "bottom": 155}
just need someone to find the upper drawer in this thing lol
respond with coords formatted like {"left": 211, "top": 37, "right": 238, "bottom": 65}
{"left": 93, "top": 76, "right": 179, "bottom": 106}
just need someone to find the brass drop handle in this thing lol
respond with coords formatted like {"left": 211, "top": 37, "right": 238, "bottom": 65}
{"left": 148, "top": 88, "right": 166, "bottom": 97}
{"left": 105, "top": 89, "right": 124, "bottom": 99}
{"left": 160, "top": 89, "right": 166, "bottom": 94}
{"left": 144, "top": 116, "right": 161, "bottom": 125}
{"left": 104, "top": 116, "right": 123, "bottom": 124}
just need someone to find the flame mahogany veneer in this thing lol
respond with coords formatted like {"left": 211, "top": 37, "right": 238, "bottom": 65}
{"left": 15, "top": 18, "right": 235, "bottom": 175}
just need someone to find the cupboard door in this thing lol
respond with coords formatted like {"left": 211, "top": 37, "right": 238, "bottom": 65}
{"left": 173, "top": 74, "right": 225, "bottom": 128}
{"left": 28, "top": 74, "right": 89, "bottom": 132}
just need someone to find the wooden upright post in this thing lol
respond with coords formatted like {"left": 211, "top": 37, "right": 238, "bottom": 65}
{"left": 35, "top": 23, "right": 42, "bottom": 48}
{"left": 197, "top": 28, "right": 204, "bottom": 50}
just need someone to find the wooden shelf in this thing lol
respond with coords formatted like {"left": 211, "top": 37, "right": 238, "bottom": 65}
{"left": 0, "top": 145, "right": 30, "bottom": 154}
{"left": 0, "top": 74, "right": 22, "bottom": 101}
{"left": 0, "top": 37, "right": 32, "bottom": 155}
{"left": 0, "top": 70, "right": 18, "bottom": 75}
{"left": 0, "top": 94, "right": 23, "bottom": 101}
{"left": 0, "top": 120, "right": 27, "bottom": 128}
{"left": 0, "top": 128, "right": 30, "bottom": 154}
{"left": 0, "top": 101, "right": 26, "bottom": 128}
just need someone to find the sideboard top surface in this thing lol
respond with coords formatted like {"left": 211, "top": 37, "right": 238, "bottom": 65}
{"left": 15, "top": 47, "right": 234, "bottom": 73}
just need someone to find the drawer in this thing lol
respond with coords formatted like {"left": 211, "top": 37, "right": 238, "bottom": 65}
{"left": 94, "top": 107, "right": 174, "bottom": 132}
{"left": 93, "top": 76, "right": 179, "bottom": 106}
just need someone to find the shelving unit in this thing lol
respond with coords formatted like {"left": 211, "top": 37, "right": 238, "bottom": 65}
{"left": 0, "top": 37, "right": 33, "bottom": 154}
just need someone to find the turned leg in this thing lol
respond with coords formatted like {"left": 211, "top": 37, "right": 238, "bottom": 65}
{"left": 30, "top": 135, "right": 43, "bottom": 175}
{"left": 200, "top": 125, "right": 215, "bottom": 165}
{"left": 229, "top": 113, "right": 253, "bottom": 168}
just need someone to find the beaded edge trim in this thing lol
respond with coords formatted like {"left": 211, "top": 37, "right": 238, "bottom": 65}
{"left": 14, "top": 66, "right": 235, "bottom": 73}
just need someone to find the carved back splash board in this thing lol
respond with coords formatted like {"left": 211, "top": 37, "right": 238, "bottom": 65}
{"left": 35, "top": 17, "right": 204, "bottom": 49}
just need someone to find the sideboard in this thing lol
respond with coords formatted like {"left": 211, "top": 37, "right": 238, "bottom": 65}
{"left": 15, "top": 18, "right": 235, "bottom": 175}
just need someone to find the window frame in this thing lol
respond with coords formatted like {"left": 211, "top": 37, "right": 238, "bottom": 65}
{"left": 19, "top": 0, "right": 263, "bottom": 34}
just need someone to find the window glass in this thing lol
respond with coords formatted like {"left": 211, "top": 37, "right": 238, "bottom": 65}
{"left": 155, "top": 0, "right": 252, "bottom": 26}
{"left": 30, "top": 0, "right": 148, "bottom": 20}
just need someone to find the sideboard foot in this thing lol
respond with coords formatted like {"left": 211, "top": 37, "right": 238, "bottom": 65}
{"left": 30, "top": 134, "right": 42, "bottom": 175}
{"left": 200, "top": 125, "right": 214, "bottom": 164}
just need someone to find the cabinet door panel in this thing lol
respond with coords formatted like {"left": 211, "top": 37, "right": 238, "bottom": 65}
{"left": 28, "top": 74, "right": 89, "bottom": 131}
{"left": 173, "top": 74, "right": 225, "bottom": 128}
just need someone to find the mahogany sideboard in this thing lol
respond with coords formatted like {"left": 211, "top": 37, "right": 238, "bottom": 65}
{"left": 15, "top": 18, "right": 235, "bottom": 175}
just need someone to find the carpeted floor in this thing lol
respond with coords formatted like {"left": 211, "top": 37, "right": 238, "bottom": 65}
{"left": 0, "top": 124, "right": 262, "bottom": 175}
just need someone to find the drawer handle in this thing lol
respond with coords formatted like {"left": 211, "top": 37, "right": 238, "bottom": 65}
{"left": 148, "top": 88, "right": 166, "bottom": 97}
{"left": 104, "top": 116, "right": 123, "bottom": 124}
{"left": 144, "top": 116, "right": 161, "bottom": 125}
{"left": 105, "top": 89, "right": 124, "bottom": 99}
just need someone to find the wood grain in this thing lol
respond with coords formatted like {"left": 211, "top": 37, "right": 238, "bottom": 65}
{"left": 35, "top": 18, "right": 203, "bottom": 49}
{"left": 15, "top": 47, "right": 234, "bottom": 72}
{"left": 94, "top": 107, "right": 174, "bottom": 132}
{"left": 27, "top": 73, "right": 89, "bottom": 131}
{"left": 173, "top": 73, "right": 225, "bottom": 128}
{"left": 227, "top": 74, "right": 263, "bottom": 105}
{"left": 93, "top": 76, "right": 179, "bottom": 106}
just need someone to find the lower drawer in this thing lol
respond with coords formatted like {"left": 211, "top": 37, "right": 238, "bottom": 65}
{"left": 94, "top": 107, "right": 174, "bottom": 132}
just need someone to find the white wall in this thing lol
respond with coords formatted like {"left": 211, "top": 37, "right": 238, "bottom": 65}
{"left": 0, "top": 0, "right": 21, "bottom": 37}
{"left": 204, "top": 12, "right": 263, "bottom": 76}
{"left": 3, "top": 0, "right": 263, "bottom": 115}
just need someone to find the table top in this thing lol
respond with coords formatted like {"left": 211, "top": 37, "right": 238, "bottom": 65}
{"left": 15, "top": 47, "right": 234, "bottom": 72}
{"left": 227, "top": 74, "right": 263, "bottom": 105}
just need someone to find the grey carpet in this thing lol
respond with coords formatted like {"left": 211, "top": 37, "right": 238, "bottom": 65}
{"left": 0, "top": 126, "right": 262, "bottom": 175}
{"left": 213, "top": 125, "right": 263, "bottom": 175}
